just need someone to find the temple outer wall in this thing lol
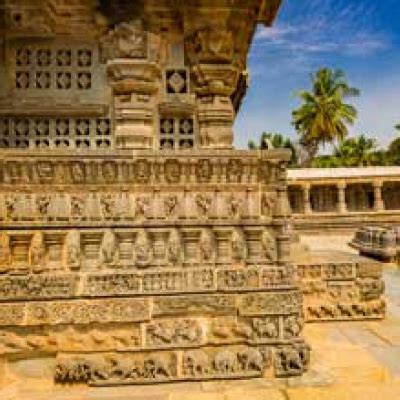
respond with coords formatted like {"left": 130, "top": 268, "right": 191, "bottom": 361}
{"left": 288, "top": 167, "right": 400, "bottom": 233}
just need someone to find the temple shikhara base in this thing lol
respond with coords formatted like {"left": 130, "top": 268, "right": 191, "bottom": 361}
{"left": 0, "top": 1, "right": 392, "bottom": 399}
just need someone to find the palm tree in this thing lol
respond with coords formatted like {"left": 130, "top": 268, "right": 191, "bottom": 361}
{"left": 292, "top": 68, "right": 360, "bottom": 166}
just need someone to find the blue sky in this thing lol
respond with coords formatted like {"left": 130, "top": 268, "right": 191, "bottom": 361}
{"left": 234, "top": 0, "right": 400, "bottom": 149}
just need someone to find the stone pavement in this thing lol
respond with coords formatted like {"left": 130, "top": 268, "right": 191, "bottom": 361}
{"left": 1, "top": 235, "right": 400, "bottom": 400}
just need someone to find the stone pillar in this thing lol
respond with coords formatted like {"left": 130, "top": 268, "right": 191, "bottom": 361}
{"left": 101, "top": 20, "right": 161, "bottom": 149}
{"left": 186, "top": 28, "right": 240, "bottom": 149}
{"left": 337, "top": 181, "right": 347, "bottom": 214}
{"left": 373, "top": 180, "right": 385, "bottom": 212}
{"left": 302, "top": 184, "right": 312, "bottom": 214}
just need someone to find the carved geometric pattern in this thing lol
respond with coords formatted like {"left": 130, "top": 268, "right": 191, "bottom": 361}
{"left": 159, "top": 117, "right": 195, "bottom": 150}
{"left": 0, "top": 117, "right": 112, "bottom": 149}
{"left": 14, "top": 47, "right": 95, "bottom": 91}
{"left": 166, "top": 69, "right": 188, "bottom": 94}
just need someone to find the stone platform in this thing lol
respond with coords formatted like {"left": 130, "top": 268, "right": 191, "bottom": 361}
{"left": 1, "top": 266, "right": 399, "bottom": 400}
{"left": 0, "top": 235, "right": 399, "bottom": 400}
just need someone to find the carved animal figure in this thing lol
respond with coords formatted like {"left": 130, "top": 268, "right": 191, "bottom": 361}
{"left": 252, "top": 318, "right": 278, "bottom": 339}
{"left": 213, "top": 350, "right": 236, "bottom": 374}
{"left": 183, "top": 350, "right": 209, "bottom": 376}
{"left": 276, "top": 347, "right": 304, "bottom": 376}
{"left": 239, "top": 347, "right": 267, "bottom": 372}
{"left": 142, "top": 356, "right": 171, "bottom": 379}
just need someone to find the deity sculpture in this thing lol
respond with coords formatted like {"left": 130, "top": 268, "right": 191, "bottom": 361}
{"left": 195, "top": 194, "right": 212, "bottom": 218}
{"left": 134, "top": 229, "right": 152, "bottom": 268}
{"left": 29, "top": 232, "right": 46, "bottom": 273}
{"left": 99, "top": 229, "right": 119, "bottom": 267}
{"left": 231, "top": 228, "right": 247, "bottom": 263}
{"left": 199, "top": 228, "right": 216, "bottom": 263}
{"left": 261, "top": 229, "right": 277, "bottom": 262}
{"left": 65, "top": 230, "right": 81, "bottom": 271}
{"left": 167, "top": 228, "right": 183, "bottom": 266}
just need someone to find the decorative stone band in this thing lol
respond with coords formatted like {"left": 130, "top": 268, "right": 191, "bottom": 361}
{"left": 305, "top": 300, "right": 386, "bottom": 322}
{"left": 0, "top": 314, "right": 305, "bottom": 355}
{"left": 0, "top": 267, "right": 296, "bottom": 302}
{"left": 0, "top": 290, "right": 302, "bottom": 327}
{"left": 0, "top": 149, "right": 290, "bottom": 186}
{"left": 53, "top": 343, "right": 310, "bottom": 383}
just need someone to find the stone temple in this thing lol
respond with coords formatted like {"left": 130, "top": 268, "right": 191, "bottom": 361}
{"left": 0, "top": 0, "right": 386, "bottom": 397}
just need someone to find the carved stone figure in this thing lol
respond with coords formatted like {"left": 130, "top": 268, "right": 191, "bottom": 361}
{"left": 199, "top": 228, "right": 216, "bottom": 263}
{"left": 283, "top": 315, "right": 303, "bottom": 338}
{"left": 195, "top": 194, "right": 212, "bottom": 218}
{"left": 135, "top": 196, "right": 150, "bottom": 219}
{"left": 227, "top": 194, "right": 242, "bottom": 219}
{"left": 99, "top": 229, "right": 119, "bottom": 267}
{"left": 213, "top": 350, "right": 236, "bottom": 374}
{"left": 261, "top": 229, "right": 277, "bottom": 262}
{"left": 0, "top": 232, "right": 11, "bottom": 273}
{"left": 100, "top": 194, "right": 116, "bottom": 220}
{"left": 65, "top": 230, "right": 81, "bottom": 271}
{"left": 167, "top": 229, "right": 183, "bottom": 266}
{"left": 164, "top": 195, "right": 179, "bottom": 218}
{"left": 134, "top": 229, "right": 152, "bottom": 268}
{"left": 231, "top": 228, "right": 247, "bottom": 263}
{"left": 36, "top": 195, "right": 50, "bottom": 219}
{"left": 183, "top": 350, "right": 210, "bottom": 376}
{"left": 239, "top": 348, "right": 268, "bottom": 372}
{"left": 261, "top": 193, "right": 276, "bottom": 217}
{"left": 100, "top": 20, "right": 147, "bottom": 61}
{"left": 275, "top": 344, "right": 310, "bottom": 377}
{"left": 29, "top": 232, "right": 46, "bottom": 273}
{"left": 70, "top": 195, "right": 85, "bottom": 221}
{"left": 252, "top": 318, "right": 279, "bottom": 339}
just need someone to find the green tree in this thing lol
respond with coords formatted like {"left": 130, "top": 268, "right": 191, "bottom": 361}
{"left": 387, "top": 136, "right": 400, "bottom": 165}
{"left": 333, "top": 135, "right": 378, "bottom": 166}
{"left": 248, "top": 132, "right": 298, "bottom": 166}
{"left": 292, "top": 68, "right": 360, "bottom": 166}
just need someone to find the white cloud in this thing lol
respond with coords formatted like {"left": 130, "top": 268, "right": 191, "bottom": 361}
{"left": 253, "top": 1, "right": 389, "bottom": 57}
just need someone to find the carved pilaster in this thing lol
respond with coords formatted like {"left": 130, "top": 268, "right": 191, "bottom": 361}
{"left": 186, "top": 28, "right": 240, "bottom": 149}
{"left": 102, "top": 20, "right": 161, "bottom": 149}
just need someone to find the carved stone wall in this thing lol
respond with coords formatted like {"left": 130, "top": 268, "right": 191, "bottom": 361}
{"left": 297, "top": 260, "right": 385, "bottom": 322}
{"left": 0, "top": 150, "right": 309, "bottom": 385}
{"left": 0, "top": 0, "right": 314, "bottom": 389}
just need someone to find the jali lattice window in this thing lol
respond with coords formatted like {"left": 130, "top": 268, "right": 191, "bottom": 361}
{"left": 0, "top": 117, "right": 112, "bottom": 150}
{"left": 159, "top": 117, "right": 195, "bottom": 150}
{"left": 15, "top": 46, "right": 94, "bottom": 91}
